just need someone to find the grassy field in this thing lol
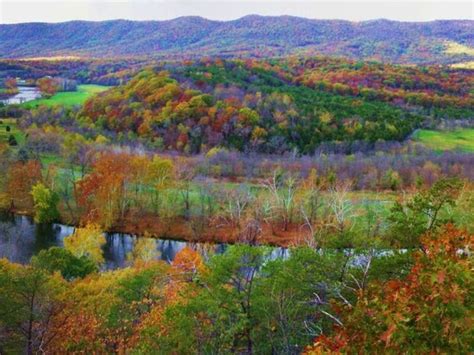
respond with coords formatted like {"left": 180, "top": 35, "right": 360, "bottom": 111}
{"left": 413, "top": 129, "right": 474, "bottom": 152}
{"left": 451, "top": 61, "right": 474, "bottom": 69}
{"left": 444, "top": 41, "right": 474, "bottom": 56}
{"left": 23, "top": 84, "right": 109, "bottom": 108}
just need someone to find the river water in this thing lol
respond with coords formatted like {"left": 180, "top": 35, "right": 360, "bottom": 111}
{"left": 0, "top": 86, "right": 41, "bottom": 105}
{"left": 0, "top": 215, "right": 288, "bottom": 270}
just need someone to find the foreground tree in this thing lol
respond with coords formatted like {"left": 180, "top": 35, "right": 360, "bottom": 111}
{"left": 388, "top": 177, "right": 463, "bottom": 247}
{"left": 0, "top": 260, "right": 65, "bottom": 354}
{"left": 31, "top": 247, "right": 97, "bottom": 280}
{"left": 306, "top": 224, "right": 474, "bottom": 353}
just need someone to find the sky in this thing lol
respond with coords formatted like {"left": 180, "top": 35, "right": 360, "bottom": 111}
{"left": 0, "top": 0, "right": 473, "bottom": 24}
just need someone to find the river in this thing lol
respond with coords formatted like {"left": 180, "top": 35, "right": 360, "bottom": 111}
{"left": 0, "top": 214, "right": 288, "bottom": 270}
{"left": 0, "top": 86, "right": 41, "bottom": 105}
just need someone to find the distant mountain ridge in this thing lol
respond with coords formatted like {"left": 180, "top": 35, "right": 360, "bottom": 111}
{"left": 1, "top": 16, "right": 473, "bottom": 64}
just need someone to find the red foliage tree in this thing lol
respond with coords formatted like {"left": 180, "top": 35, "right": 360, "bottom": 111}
{"left": 306, "top": 224, "right": 474, "bottom": 353}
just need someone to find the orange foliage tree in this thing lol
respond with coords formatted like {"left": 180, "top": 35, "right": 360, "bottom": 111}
{"left": 4, "top": 77, "right": 18, "bottom": 94}
{"left": 132, "top": 247, "right": 204, "bottom": 353}
{"left": 76, "top": 152, "right": 133, "bottom": 228}
{"left": 5, "top": 160, "right": 42, "bottom": 210}
{"left": 37, "top": 77, "right": 59, "bottom": 98}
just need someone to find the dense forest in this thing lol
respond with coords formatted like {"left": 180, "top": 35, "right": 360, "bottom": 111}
{"left": 3, "top": 56, "right": 472, "bottom": 154}
{"left": 0, "top": 17, "right": 473, "bottom": 64}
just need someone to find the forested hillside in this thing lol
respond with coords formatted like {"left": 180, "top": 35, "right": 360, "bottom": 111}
{"left": 77, "top": 57, "right": 473, "bottom": 153}
{"left": 1, "top": 16, "right": 473, "bottom": 64}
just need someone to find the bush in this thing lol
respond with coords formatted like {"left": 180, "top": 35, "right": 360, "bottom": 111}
{"left": 31, "top": 247, "right": 97, "bottom": 280}
{"left": 8, "top": 134, "right": 17, "bottom": 146}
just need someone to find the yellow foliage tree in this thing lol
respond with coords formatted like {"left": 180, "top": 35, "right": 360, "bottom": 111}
{"left": 127, "top": 237, "right": 159, "bottom": 264}
{"left": 64, "top": 224, "right": 106, "bottom": 265}
{"left": 146, "top": 155, "right": 174, "bottom": 214}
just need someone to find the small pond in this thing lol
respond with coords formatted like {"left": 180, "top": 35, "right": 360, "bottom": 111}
{"left": 0, "top": 86, "right": 41, "bottom": 105}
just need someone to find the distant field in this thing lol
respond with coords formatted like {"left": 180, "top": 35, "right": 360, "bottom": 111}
{"left": 23, "top": 84, "right": 109, "bottom": 108}
{"left": 451, "top": 61, "right": 474, "bottom": 69}
{"left": 413, "top": 129, "right": 474, "bottom": 152}
{"left": 18, "top": 56, "right": 83, "bottom": 61}
{"left": 444, "top": 41, "right": 474, "bottom": 56}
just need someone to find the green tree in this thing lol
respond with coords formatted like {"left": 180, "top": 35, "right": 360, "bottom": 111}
{"left": 31, "top": 247, "right": 97, "bottom": 280}
{"left": 252, "top": 247, "right": 345, "bottom": 354}
{"left": 8, "top": 134, "right": 17, "bottom": 146}
{"left": 388, "top": 178, "right": 463, "bottom": 247}
{"left": 107, "top": 262, "right": 168, "bottom": 334}
{"left": 0, "top": 260, "right": 65, "bottom": 354}
{"left": 155, "top": 245, "right": 267, "bottom": 353}
{"left": 381, "top": 169, "right": 401, "bottom": 191}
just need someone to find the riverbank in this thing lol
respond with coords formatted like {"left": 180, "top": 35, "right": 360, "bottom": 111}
{"left": 7, "top": 206, "right": 309, "bottom": 248}
{"left": 0, "top": 88, "right": 19, "bottom": 99}
{"left": 0, "top": 213, "right": 229, "bottom": 269}
{"left": 0, "top": 86, "right": 40, "bottom": 105}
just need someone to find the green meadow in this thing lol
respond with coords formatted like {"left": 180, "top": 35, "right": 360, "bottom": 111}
{"left": 22, "top": 84, "right": 109, "bottom": 108}
{"left": 413, "top": 129, "right": 474, "bottom": 152}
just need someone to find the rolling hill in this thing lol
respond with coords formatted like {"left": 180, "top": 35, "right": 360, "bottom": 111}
{"left": 0, "top": 16, "right": 473, "bottom": 64}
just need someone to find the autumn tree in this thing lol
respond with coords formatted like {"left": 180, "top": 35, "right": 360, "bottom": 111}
{"left": 5, "top": 160, "right": 42, "bottom": 210}
{"left": 106, "top": 261, "right": 170, "bottom": 351}
{"left": 133, "top": 247, "right": 203, "bottom": 353}
{"left": 45, "top": 267, "right": 132, "bottom": 353}
{"left": 306, "top": 224, "right": 474, "bottom": 354}
{"left": 145, "top": 155, "right": 174, "bottom": 215}
{"left": 4, "top": 77, "right": 18, "bottom": 94}
{"left": 31, "top": 182, "right": 60, "bottom": 223}
{"left": 37, "top": 77, "right": 59, "bottom": 98}
{"left": 126, "top": 237, "right": 159, "bottom": 265}
{"left": 61, "top": 132, "right": 93, "bottom": 179}
{"left": 0, "top": 260, "right": 65, "bottom": 354}
{"left": 76, "top": 152, "right": 133, "bottom": 228}
{"left": 64, "top": 223, "right": 106, "bottom": 266}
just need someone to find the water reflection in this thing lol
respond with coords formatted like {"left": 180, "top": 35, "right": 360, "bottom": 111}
{"left": 0, "top": 86, "right": 41, "bottom": 105}
{"left": 0, "top": 215, "right": 287, "bottom": 270}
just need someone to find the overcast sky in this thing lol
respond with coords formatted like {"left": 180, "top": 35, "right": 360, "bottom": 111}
{"left": 0, "top": 0, "right": 472, "bottom": 24}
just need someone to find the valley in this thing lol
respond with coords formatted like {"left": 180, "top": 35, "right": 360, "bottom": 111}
{"left": 0, "top": 13, "right": 472, "bottom": 355}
